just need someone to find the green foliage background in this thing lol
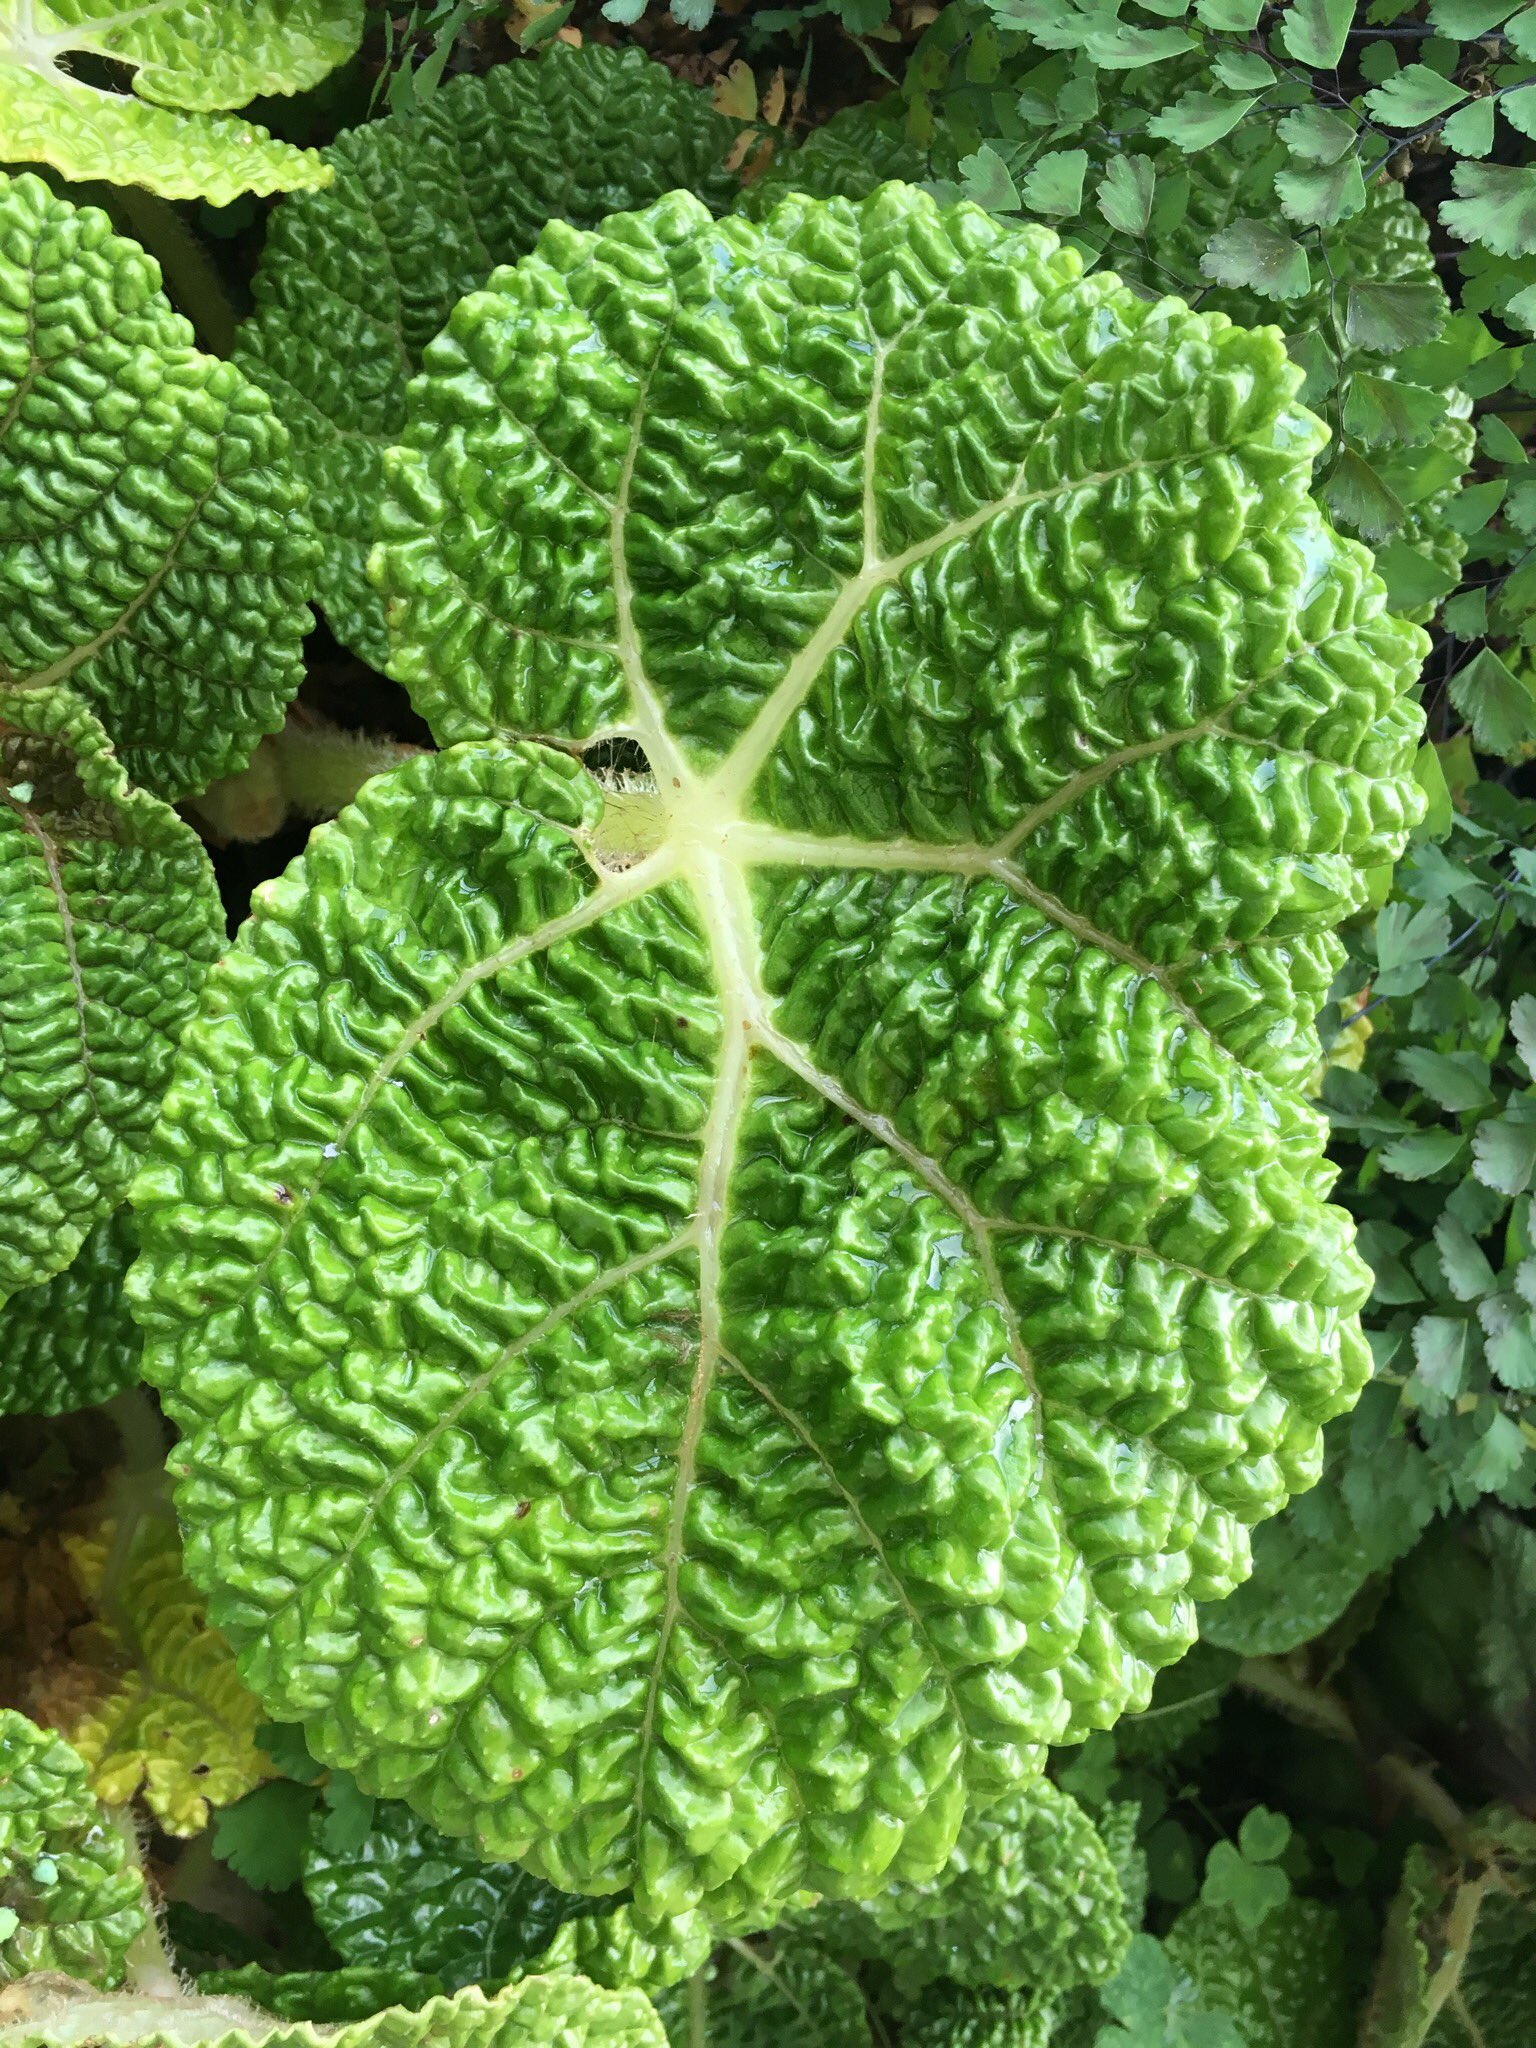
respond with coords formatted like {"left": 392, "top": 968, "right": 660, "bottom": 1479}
{"left": 1, "top": 2, "right": 1535, "bottom": 2045}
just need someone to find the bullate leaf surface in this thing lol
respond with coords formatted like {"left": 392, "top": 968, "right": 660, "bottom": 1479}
{"left": 0, "top": 711, "right": 220, "bottom": 1302}
{"left": 0, "top": 1709, "right": 148, "bottom": 1989}
{"left": 0, "top": 1211, "right": 140, "bottom": 1416}
{"left": 131, "top": 185, "right": 1425, "bottom": 1933}
{"left": 0, "top": 1975, "right": 667, "bottom": 2047}
{"left": 0, "top": 1, "right": 360, "bottom": 201}
{"left": 0, "top": 173, "right": 318, "bottom": 800}
{"left": 234, "top": 43, "right": 740, "bottom": 666}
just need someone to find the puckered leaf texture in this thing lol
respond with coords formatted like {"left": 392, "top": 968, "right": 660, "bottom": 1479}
{"left": 1095, "top": 1801, "right": 1151, "bottom": 1929}
{"left": 0, "top": 1211, "right": 140, "bottom": 1417}
{"left": 0, "top": 1709, "right": 147, "bottom": 1989}
{"left": 1165, "top": 1898, "right": 1358, "bottom": 2048}
{"left": 0, "top": 2, "right": 360, "bottom": 201}
{"left": 130, "top": 185, "right": 1425, "bottom": 1934}
{"left": 900, "top": 1983, "right": 1055, "bottom": 2048}
{"left": 1199, "top": 1402, "right": 1444, "bottom": 1655}
{"left": 303, "top": 1798, "right": 606, "bottom": 1991}
{"left": 235, "top": 42, "right": 739, "bottom": 666}
{"left": 31, "top": 1495, "right": 270, "bottom": 1837}
{"left": 0, "top": 709, "right": 221, "bottom": 1304}
{"left": 534, "top": 1900, "right": 713, "bottom": 1997}
{"left": 0, "top": 1975, "right": 667, "bottom": 2047}
{"left": 814, "top": 1778, "right": 1128, "bottom": 1994}
{"left": 39, "top": 0, "right": 362, "bottom": 111}
{"left": 195, "top": 1970, "right": 447, "bottom": 2025}
{"left": 747, "top": 101, "right": 924, "bottom": 211}
{"left": 0, "top": 172, "right": 318, "bottom": 800}
{"left": 652, "top": 1934, "right": 871, "bottom": 2048}
{"left": 764, "top": 82, "right": 1469, "bottom": 623}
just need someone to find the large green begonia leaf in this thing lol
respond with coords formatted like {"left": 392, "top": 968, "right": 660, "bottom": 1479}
{"left": 302, "top": 1799, "right": 609, "bottom": 1992}
{"left": 747, "top": 101, "right": 925, "bottom": 213}
{"left": 0, "top": 1710, "right": 149, "bottom": 1990}
{"left": 130, "top": 186, "right": 1424, "bottom": 1934}
{"left": 0, "top": 1, "right": 361, "bottom": 203}
{"left": 0, "top": 1975, "right": 667, "bottom": 2047}
{"left": 234, "top": 43, "right": 740, "bottom": 667}
{"left": 766, "top": 90, "right": 1469, "bottom": 625}
{"left": 812, "top": 1778, "right": 1129, "bottom": 1994}
{"left": 522, "top": 1903, "right": 712, "bottom": 2001}
{"left": 0, "top": 172, "right": 318, "bottom": 802}
{"left": 0, "top": 1209, "right": 140, "bottom": 1415}
{"left": 1, "top": 707, "right": 220, "bottom": 1305}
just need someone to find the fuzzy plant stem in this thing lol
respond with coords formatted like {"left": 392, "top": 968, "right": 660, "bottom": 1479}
{"left": 686, "top": 1964, "right": 707, "bottom": 2048}
{"left": 276, "top": 722, "right": 423, "bottom": 817}
{"left": 188, "top": 719, "right": 423, "bottom": 843}
{"left": 108, "top": 1810, "right": 183, "bottom": 1999}
{"left": 122, "top": 1909, "right": 184, "bottom": 2000}
{"left": 1417, "top": 1869, "right": 1496, "bottom": 2036}
{"left": 1238, "top": 1657, "right": 1469, "bottom": 1847}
